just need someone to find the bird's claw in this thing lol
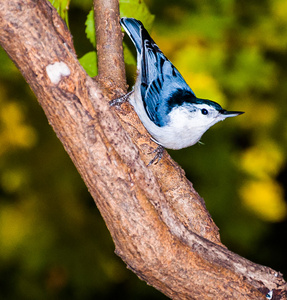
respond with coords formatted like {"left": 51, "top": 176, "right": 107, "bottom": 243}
{"left": 147, "top": 145, "right": 165, "bottom": 166}
{"left": 109, "top": 90, "right": 134, "bottom": 107}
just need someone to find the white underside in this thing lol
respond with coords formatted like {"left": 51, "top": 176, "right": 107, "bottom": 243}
{"left": 129, "top": 83, "right": 224, "bottom": 150}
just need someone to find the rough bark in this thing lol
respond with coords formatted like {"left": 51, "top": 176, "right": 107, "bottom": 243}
{"left": 0, "top": 0, "right": 286, "bottom": 299}
{"left": 93, "top": 0, "right": 126, "bottom": 93}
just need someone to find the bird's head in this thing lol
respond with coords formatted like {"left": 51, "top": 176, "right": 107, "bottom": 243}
{"left": 168, "top": 98, "right": 244, "bottom": 132}
{"left": 190, "top": 99, "right": 244, "bottom": 127}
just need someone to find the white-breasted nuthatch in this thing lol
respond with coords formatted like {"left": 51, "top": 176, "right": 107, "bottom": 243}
{"left": 111, "top": 18, "right": 244, "bottom": 164}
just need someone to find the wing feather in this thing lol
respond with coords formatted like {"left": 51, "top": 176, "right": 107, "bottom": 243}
{"left": 121, "top": 18, "right": 196, "bottom": 127}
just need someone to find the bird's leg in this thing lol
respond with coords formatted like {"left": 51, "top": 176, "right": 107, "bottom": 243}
{"left": 110, "top": 92, "right": 165, "bottom": 166}
{"left": 147, "top": 144, "right": 165, "bottom": 166}
{"left": 109, "top": 90, "right": 134, "bottom": 107}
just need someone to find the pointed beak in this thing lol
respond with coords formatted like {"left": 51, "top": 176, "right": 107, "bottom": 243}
{"left": 221, "top": 110, "right": 244, "bottom": 118}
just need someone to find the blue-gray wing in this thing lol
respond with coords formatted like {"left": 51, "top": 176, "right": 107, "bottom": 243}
{"left": 121, "top": 18, "right": 196, "bottom": 127}
{"left": 140, "top": 24, "right": 196, "bottom": 126}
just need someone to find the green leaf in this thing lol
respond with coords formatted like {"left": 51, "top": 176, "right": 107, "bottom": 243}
{"left": 85, "top": 9, "right": 96, "bottom": 48}
{"left": 120, "top": 0, "right": 155, "bottom": 32}
{"left": 48, "top": 0, "right": 70, "bottom": 27}
{"left": 79, "top": 51, "right": 98, "bottom": 77}
{"left": 123, "top": 43, "right": 136, "bottom": 66}
{"left": 83, "top": 1, "right": 154, "bottom": 69}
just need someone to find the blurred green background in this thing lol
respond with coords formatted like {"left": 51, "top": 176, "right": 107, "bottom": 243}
{"left": 0, "top": 0, "right": 286, "bottom": 299}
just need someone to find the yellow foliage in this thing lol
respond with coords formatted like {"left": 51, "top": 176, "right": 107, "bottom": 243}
{"left": 1, "top": 169, "right": 28, "bottom": 193}
{"left": 0, "top": 205, "right": 32, "bottom": 258}
{"left": 171, "top": 45, "right": 227, "bottom": 105}
{"left": 272, "top": 0, "right": 287, "bottom": 23}
{"left": 0, "top": 100, "right": 37, "bottom": 155}
{"left": 240, "top": 140, "right": 284, "bottom": 179}
{"left": 240, "top": 139, "right": 286, "bottom": 222}
{"left": 240, "top": 179, "right": 287, "bottom": 222}
{"left": 183, "top": 72, "right": 227, "bottom": 106}
{"left": 238, "top": 100, "right": 277, "bottom": 129}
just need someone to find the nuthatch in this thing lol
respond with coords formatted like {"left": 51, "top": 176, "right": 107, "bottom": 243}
{"left": 111, "top": 18, "right": 244, "bottom": 164}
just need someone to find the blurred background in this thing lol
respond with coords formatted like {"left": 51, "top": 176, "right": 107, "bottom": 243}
{"left": 0, "top": 0, "right": 286, "bottom": 299}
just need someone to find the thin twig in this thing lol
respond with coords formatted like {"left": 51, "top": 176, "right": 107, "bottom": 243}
{"left": 93, "top": 0, "right": 127, "bottom": 95}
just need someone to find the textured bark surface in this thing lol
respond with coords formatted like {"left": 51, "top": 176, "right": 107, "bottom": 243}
{"left": 0, "top": 0, "right": 286, "bottom": 299}
{"left": 93, "top": 0, "right": 126, "bottom": 93}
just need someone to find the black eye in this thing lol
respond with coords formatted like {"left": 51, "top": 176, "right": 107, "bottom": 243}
{"left": 201, "top": 108, "right": 209, "bottom": 115}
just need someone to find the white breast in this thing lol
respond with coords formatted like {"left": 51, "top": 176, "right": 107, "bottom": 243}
{"left": 129, "top": 91, "right": 211, "bottom": 150}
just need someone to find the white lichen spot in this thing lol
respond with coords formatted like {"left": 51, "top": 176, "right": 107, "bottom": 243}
{"left": 46, "top": 61, "right": 71, "bottom": 84}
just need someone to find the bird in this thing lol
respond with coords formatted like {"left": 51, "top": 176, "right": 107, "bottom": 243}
{"left": 111, "top": 17, "right": 244, "bottom": 165}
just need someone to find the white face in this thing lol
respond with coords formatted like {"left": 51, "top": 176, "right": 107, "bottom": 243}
{"left": 168, "top": 103, "right": 226, "bottom": 131}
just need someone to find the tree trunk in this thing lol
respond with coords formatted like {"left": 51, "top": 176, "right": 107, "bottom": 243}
{"left": 0, "top": 0, "right": 286, "bottom": 299}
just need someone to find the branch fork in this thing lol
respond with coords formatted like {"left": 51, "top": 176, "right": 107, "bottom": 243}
{"left": 0, "top": 0, "right": 286, "bottom": 299}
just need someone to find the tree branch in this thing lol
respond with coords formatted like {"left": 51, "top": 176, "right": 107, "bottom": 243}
{"left": 0, "top": 0, "right": 286, "bottom": 299}
{"left": 93, "top": 0, "right": 126, "bottom": 94}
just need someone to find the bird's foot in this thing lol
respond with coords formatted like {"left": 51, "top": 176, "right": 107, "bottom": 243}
{"left": 147, "top": 145, "right": 165, "bottom": 166}
{"left": 109, "top": 90, "right": 133, "bottom": 107}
